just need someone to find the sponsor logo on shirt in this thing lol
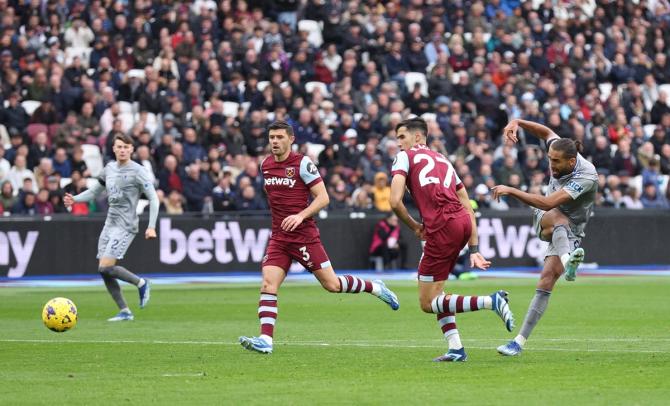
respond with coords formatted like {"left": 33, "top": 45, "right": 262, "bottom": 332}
{"left": 566, "top": 180, "right": 584, "bottom": 193}
{"left": 264, "top": 177, "right": 297, "bottom": 188}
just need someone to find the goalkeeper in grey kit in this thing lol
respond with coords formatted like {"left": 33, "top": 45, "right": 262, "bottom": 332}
{"left": 64, "top": 134, "right": 160, "bottom": 321}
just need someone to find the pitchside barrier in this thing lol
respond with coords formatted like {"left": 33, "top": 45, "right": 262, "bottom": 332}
{"left": 0, "top": 209, "right": 668, "bottom": 278}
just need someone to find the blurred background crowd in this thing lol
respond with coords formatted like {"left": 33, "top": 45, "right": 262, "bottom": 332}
{"left": 1, "top": 0, "right": 670, "bottom": 217}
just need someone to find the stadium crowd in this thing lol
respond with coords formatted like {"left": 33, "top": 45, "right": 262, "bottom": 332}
{"left": 1, "top": 0, "right": 670, "bottom": 217}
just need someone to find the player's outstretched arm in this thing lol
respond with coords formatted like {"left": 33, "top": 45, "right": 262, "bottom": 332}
{"left": 281, "top": 181, "right": 329, "bottom": 232}
{"left": 144, "top": 184, "right": 160, "bottom": 239}
{"left": 390, "top": 174, "right": 423, "bottom": 239}
{"left": 491, "top": 185, "right": 572, "bottom": 211}
{"left": 63, "top": 181, "right": 105, "bottom": 208}
{"left": 504, "top": 119, "right": 559, "bottom": 144}
{"left": 456, "top": 186, "right": 490, "bottom": 270}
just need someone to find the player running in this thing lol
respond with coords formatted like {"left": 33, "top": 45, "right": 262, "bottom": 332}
{"left": 390, "top": 117, "right": 514, "bottom": 362}
{"left": 239, "top": 121, "right": 399, "bottom": 354}
{"left": 492, "top": 119, "right": 597, "bottom": 356}
{"left": 64, "top": 134, "right": 158, "bottom": 321}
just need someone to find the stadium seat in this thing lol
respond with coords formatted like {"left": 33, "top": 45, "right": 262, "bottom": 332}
{"left": 404, "top": 72, "right": 429, "bottom": 96}
{"left": 118, "top": 101, "right": 133, "bottom": 114}
{"left": 421, "top": 112, "right": 437, "bottom": 123}
{"left": 64, "top": 46, "right": 92, "bottom": 68}
{"left": 659, "top": 84, "right": 670, "bottom": 106}
{"left": 306, "top": 143, "right": 326, "bottom": 162}
{"left": 0, "top": 124, "right": 9, "bottom": 147}
{"left": 26, "top": 123, "right": 49, "bottom": 144}
{"left": 257, "top": 81, "right": 270, "bottom": 92}
{"left": 238, "top": 80, "right": 246, "bottom": 93}
{"left": 353, "top": 113, "right": 363, "bottom": 122}
{"left": 119, "top": 112, "right": 135, "bottom": 132}
{"left": 298, "top": 20, "right": 323, "bottom": 48}
{"left": 60, "top": 177, "right": 72, "bottom": 188}
{"left": 222, "top": 101, "right": 239, "bottom": 118}
{"left": 241, "top": 101, "right": 251, "bottom": 115}
{"left": 127, "top": 69, "right": 145, "bottom": 81}
{"left": 598, "top": 83, "right": 613, "bottom": 102}
{"left": 305, "top": 81, "right": 330, "bottom": 97}
{"left": 643, "top": 124, "right": 656, "bottom": 139}
{"left": 81, "top": 144, "right": 104, "bottom": 177}
{"left": 143, "top": 112, "right": 158, "bottom": 134}
{"left": 21, "top": 100, "right": 41, "bottom": 115}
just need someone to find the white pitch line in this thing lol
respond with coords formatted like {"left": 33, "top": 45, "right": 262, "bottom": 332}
{"left": 162, "top": 373, "right": 205, "bottom": 377}
{"left": 1, "top": 338, "right": 668, "bottom": 354}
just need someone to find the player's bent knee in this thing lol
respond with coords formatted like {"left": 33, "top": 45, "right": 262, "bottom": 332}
{"left": 98, "top": 266, "right": 114, "bottom": 275}
{"left": 419, "top": 300, "right": 434, "bottom": 313}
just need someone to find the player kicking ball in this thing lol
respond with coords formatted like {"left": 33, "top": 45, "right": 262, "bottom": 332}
{"left": 64, "top": 134, "right": 159, "bottom": 321}
{"left": 492, "top": 119, "right": 597, "bottom": 356}
{"left": 239, "top": 121, "right": 399, "bottom": 354}
{"left": 390, "top": 118, "right": 514, "bottom": 362}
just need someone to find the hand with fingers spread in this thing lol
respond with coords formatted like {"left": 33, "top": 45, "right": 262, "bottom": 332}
{"left": 502, "top": 119, "right": 520, "bottom": 144}
{"left": 470, "top": 252, "right": 491, "bottom": 270}
{"left": 281, "top": 213, "right": 305, "bottom": 232}
{"left": 490, "top": 185, "right": 512, "bottom": 201}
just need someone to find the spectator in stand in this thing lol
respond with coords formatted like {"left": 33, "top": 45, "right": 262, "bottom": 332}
{"left": 212, "top": 171, "right": 236, "bottom": 211}
{"left": 369, "top": 212, "right": 406, "bottom": 270}
{"left": 641, "top": 182, "right": 669, "bottom": 209}
{"left": 52, "top": 148, "right": 72, "bottom": 178}
{"left": 35, "top": 188, "right": 54, "bottom": 215}
{"left": 12, "top": 192, "right": 37, "bottom": 215}
{"left": 0, "top": 181, "right": 16, "bottom": 211}
{"left": 182, "top": 163, "right": 213, "bottom": 212}
{"left": 372, "top": 172, "right": 392, "bottom": 213}
{"left": 0, "top": 0, "right": 667, "bottom": 218}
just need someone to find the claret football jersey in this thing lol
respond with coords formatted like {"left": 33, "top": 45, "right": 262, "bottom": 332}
{"left": 261, "top": 152, "right": 323, "bottom": 242}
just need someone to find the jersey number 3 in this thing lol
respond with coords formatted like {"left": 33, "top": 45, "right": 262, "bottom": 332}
{"left": 413, "top": 154, "right": 455, "bottom": 188}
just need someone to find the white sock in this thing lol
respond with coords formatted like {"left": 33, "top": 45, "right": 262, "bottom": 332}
{"left": 120, "top": 307, "right": 131, "bottom": 313}
{"left": 513, "top": 335, "right": 527, "bottom": 347}
{"left": 259, "top": 334, "right": 273, "bottom": 345}
{"left": 482, "top": 296, "right": 493, "bottom": 309}
{"left": 137, "top": 278, "right": 146, "bottom": 288}
{"left": 447, "top": 333, "right": 463, "bottom": 350}
{"left": 370, "top": 282, "right": 382, "bottom": 296}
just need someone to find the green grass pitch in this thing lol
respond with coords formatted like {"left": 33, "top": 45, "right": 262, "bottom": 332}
{"left": 1, "top": 277, "right": 669, "bottom": 405}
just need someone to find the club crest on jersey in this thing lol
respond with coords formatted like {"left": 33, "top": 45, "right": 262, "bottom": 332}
{"left": 285, "top": 167, "right": 295, "bottom": 178}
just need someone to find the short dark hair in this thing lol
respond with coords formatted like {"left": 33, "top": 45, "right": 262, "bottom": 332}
{"left": 268, "top": 120, "right": 294, "bottom": 137}
{"left": 549, "top": 138, "right": 582, "bottom": 159}
{"left": 395, "top": 117, "right": 428, "bottom": 138}
{"left": 113, "top": 133, "right": 134, "bottom": 145}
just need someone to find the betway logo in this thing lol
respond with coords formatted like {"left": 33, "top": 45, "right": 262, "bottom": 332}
{"left": 477, "top": 218, "right": 548, "bottom": 259}
{"left": 264, "top": 177, "right": 296, "bottom": 188}
{"left": 160, "top": 218, "right": 270, "bottom": 264}
{"left": 0, "top": 231, "right": 39, "bottom": 277}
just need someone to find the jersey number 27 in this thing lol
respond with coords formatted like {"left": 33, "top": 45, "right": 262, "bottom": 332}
{"left": 413, "top": 153, "right": 455, "bottom": 188}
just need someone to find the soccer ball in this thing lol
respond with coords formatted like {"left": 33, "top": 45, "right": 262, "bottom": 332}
{"left": 42, "top": 297, "right": 78, "bottom": 332}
